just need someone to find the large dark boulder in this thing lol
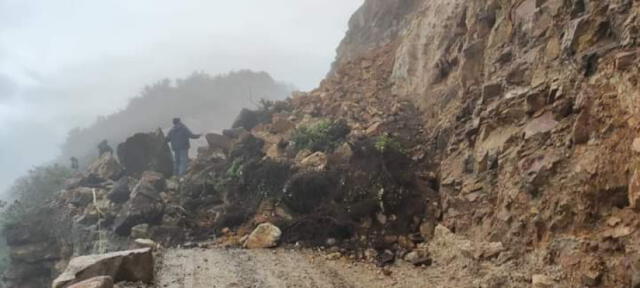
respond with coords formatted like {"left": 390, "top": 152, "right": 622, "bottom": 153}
{"left": 107, "top": 177, "right": 133, "bottom": 204}
{"left": 117, "top": 129, "right": 173, "bottom": 178}
{"left": 231, "top": 108, "right": 271, "bottom": 130}
{"left": 113, "top": 172, "right": 165, "bottom": 236}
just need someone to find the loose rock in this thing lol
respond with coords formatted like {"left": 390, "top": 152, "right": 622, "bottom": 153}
{"left": 244, "top": 223, "right": 282, "bottom": 249}
{"left": 52, "top": 248, "right": 153, "bottom": 288}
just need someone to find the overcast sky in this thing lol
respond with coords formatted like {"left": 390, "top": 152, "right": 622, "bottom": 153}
{"left": 0, "top": 0, "right": 363, "bottom": 195}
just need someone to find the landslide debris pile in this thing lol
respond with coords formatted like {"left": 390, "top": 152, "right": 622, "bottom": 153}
{"left": 5, "top": 0, "right": 640, "bottom": 287}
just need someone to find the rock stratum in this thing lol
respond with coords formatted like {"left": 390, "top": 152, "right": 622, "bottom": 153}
{"left": 4, "top": 0, "right": 640, "bottom": 287}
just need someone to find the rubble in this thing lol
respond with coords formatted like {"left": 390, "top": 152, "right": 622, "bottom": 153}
{"left": 113, "top": 171, "right": 165, "bottom": 236}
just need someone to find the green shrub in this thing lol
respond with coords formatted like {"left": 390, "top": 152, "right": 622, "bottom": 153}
{"left": 291, "top": 119, "right": 350, "bottom": 152}
{"left": 374, "top": 134, "right": 406, "bottom": 154}
{"left": 226, "top": 159, "right": 245, "bottom": 179}
{"left": 0, "top": 164, "right": 72, "bottom": 227}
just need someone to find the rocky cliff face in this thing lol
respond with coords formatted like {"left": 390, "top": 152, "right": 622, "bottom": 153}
{"left": 322, "top": 0, "right": 640, "bottom": 286}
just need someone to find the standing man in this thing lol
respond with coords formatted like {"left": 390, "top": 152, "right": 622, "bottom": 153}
{"left": 70, "top": 157, "right": 79, "bottom": 171}
{"left": 98, "top": 140, "right": 113, "bottom": 156}
{"left": 166, "top": 118, "right": 201, "bottom": 176}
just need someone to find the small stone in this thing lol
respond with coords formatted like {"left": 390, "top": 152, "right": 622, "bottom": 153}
{"left": 325, "top": 252, "right": 342, "bottom": 261}
{"left": 376, "top": 213, "right": 387, "bottom": 225}
{"left": 383, "top": 235, "right": 398, "bottom": 245}
{"left": 419, "top": 221, "right": 435, "bottom": 241}
{"left": 244, "top": 223, "right": 281, "bottom": 249}
{"left": 130, "top": 224, "right": 150, "bottom": 239}
{"left": 629, "top": 169, "right": 640, "bottom": 210}
{"left": 376, "top": 250, "right": 395, "bottom": 267}
{"left": 632, "top": 138, "right": 640, "bottom": 154}
{"left": 606, "top": 216, "right": 622, "bottom": 227}
{"left": 134, "top": 238, "right": 158, "bottom": 250}
{"left": 364, "top": 249, "right": 378, "bottom": 262}
{"left": 326, "top": 238, "right": 337, "bottom": 246}
{"left": 581, "top": 270, "right": 602, "bottom": 287}
{"left": 531, "top": 274, "right": 555, "bottom": 288}
{"left": 403, "top": 250, "right": 432, "bottom": 266}
{"left": 397, "top": 236, "right": 415, "bottom": 250}
{"left": 616, "top": 51, "right": 636, "bottom": 71}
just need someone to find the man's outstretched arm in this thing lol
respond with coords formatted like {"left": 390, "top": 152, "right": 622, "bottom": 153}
{"left": 186, "top": 127, "right": 201, "bottom": 139}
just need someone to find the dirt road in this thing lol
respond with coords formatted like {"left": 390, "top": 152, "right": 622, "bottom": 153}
{"left": 153, "top": 248, "right": 435, "bottom": 288}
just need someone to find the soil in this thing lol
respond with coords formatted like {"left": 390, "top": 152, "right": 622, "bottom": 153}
{"left": 146, "top": 248, "right": 441, "bottom": 288}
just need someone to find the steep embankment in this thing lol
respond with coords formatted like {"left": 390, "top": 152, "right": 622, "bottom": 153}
{"left": 319, "top": 0, "right": 640, "bottom": 286}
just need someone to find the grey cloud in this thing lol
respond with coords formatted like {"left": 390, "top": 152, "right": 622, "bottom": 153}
{"left": 0, "top": 74, "right": 16, "bottom": 101}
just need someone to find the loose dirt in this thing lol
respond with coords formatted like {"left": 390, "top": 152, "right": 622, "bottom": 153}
{"left": 148, "top": 248, "right": 442, "bottom": 288}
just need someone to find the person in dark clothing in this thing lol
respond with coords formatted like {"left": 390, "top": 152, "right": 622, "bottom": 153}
{"left": 166, "top": 118, "right": 201, "bottom": 176}
{"left": 70, "top": 157, "right": 79, "bottom": 171}
{"left": 98, "top": 140, "right": 113, "bottom": 156}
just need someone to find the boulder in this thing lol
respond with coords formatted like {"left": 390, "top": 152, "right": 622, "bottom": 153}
{"left": 117, "top": 129, "right": 173, "bottom": 178}
{"left": 69, "top": 187, "right": 95, "bottom": 207}
{"left": 244, "top": 223, "right": 282, "bottom": 249}
{"left": 299, "top": 151, "right": 328, "bottom": 170}
{"left": 205, "top": 133, "right": 232, "bottom": 153}
{"left": 52, "top": 248, "right": 153, "bottom": 288}
{"left": 67, "top": 276, "right": 114, "bottom": 288}
{"left": 107, "top": 177, "right": 132, "bottom": 204}
{"left": 87, "top": 154, "right": 123, "bottom": 181}
{"left": 232, "top": 108, "right": 271, "bottom": 130}
{"left": 222, "top": 127, "right": 249, "bottom": 139}
{"left": 629, "top": 169, "right": 640, "bottom": 210}
{"left": 113, "top": 172, "right": 165, "bottom": 236}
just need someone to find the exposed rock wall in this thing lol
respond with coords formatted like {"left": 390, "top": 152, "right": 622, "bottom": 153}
{"left": 324, "top": 0, "right": 640, "bottom": 286}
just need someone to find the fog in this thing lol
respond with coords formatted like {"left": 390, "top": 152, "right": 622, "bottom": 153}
{"left": 0, "top": 0, "right": 363, "bottom": 195}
